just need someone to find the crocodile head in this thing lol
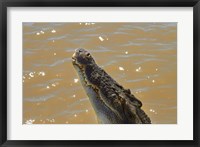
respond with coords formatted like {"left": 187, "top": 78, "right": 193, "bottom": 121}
{"left": 72, "top": 48, "right": 151, "bottom": 124}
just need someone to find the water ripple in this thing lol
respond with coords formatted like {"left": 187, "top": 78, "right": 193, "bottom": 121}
{"left": 47, "top": 34, "right": 70, "bottom": 41}
{"left": 116, "top": 53, "right": 156, "bottom": 58}
{"left": 77, "top": 26, "right": 101, "bottom": 32}
{"left": 32, "top": 78, "right": 62, "bottom": 88}
{"left": 24, "top": 94, "right": 55, "bottom": 102}
{"left": 33, "top": 58, "right": 71, "bottom": 67}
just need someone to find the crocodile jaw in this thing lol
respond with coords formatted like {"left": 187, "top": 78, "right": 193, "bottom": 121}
{"left": 72, "top": 63, "right": 121, "bottom": 123}
{"left": 72, "top": 63, "right": 99, "bottom": 111}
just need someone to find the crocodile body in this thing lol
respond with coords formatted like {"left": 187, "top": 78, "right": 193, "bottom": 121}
{"left": 72, "top": 48, "right": 151, "bottom": 124}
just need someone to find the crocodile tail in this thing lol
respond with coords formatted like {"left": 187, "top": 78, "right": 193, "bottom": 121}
{"left": 136, "top": 108, "right": 151, "bottom": 124}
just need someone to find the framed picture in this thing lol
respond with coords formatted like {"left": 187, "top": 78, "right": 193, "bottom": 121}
{"left": 0, "top": 0, "right": 199, "bottom": 146}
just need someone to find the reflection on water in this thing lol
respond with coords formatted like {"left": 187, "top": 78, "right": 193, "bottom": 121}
{"left": 23, "top": 22, "right": 177, "bottom": 124}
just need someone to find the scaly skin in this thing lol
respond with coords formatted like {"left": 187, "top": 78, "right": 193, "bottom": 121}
{"left": 72, "top": 48, "right": 151, "bottom": 124}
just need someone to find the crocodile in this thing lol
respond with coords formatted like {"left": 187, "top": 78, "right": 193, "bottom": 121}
{"left": 72, "top": 48, "right": 151, "bottom": 124}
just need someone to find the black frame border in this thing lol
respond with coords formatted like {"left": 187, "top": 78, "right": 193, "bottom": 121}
{"left": 0, "top": 0, "right": 199, "bottom": 146}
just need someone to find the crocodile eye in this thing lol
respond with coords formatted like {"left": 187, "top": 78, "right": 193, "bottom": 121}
{"left": 86, "top": 53, "right": 91, "bottom": 57}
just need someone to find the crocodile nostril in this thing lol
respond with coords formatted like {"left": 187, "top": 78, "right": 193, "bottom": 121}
{"left": 86, "top": 53, "right": 90, "bottom": 57}
{"left": 75, "top": 48, "right": 83, "bottom": 53}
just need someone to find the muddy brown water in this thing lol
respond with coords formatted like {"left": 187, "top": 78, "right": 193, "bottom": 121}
{"left": 23, "top": 23, "right": 177, "bottom": 124}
